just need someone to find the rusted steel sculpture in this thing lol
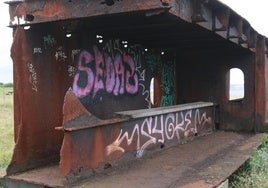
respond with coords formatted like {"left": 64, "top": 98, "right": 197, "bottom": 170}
{"left": 4, "top": 0, "right": 268, "bottom": 184}
{"left": 59, "top": 89, "right": 214, "bottom": 178}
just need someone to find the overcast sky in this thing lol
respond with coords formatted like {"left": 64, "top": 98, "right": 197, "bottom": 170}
{"left": 0, "top": 3, "right": 12, "bottom": 84}
{"left": 0, "top": 1, "right": 268, "bottom": 83}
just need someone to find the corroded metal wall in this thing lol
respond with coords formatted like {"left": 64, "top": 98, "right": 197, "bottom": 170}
{"left": 176, "top": 48, "right": 255, "bottom": 131}
{"left": 8, "top": 25, "right": 69, "bottom": 174}
{"left": 7, "top": 21, "right": 162, "bottom": 174}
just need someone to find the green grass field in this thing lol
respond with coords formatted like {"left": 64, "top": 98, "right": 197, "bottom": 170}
{"left": 0, "top": 86, "right": 14, "bottom": 168}
{"left": 229, "top": 135, "right": 268, "bottom": 187}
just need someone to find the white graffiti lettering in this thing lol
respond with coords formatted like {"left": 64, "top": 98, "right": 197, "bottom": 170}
{"left": 33, "top": 47, "right": 42, "bottom": 54}
{"left": 68, "top": 65, "right": 77, "bottom": 77}
{"left": 27, "top": 63, "right": 38, "bottom": 92}
{"left": 55, "top": 46, "right": 67, "bottom": 62}
{"left": 106, "top": 109, "right": 212, "bottom": 156}
{"left": 71, "top": 49, "right": 81, "bottom": 61}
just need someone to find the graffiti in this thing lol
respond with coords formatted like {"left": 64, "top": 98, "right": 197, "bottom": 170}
{"left": 43, "top": 34, "right": 56, "bottom": 49}
{"left": 145, "top": 53, "right": 161, "bottom": 73}
{"left": 127, "top": 44, "right": 151, "bottom": 108}
{"left": 11, "top": 16, "right": 29, "bottom": 25}
{"left": 161, "top": 95, "right": 173, "bottom": 107}
{"left": 55, "top": 46, "right": 67, "bottom": 62}
{"left": 139, "top": 83, "right": 151, "bottom": 108}
{"left": 73, "top": 45, "right": 139, "bottom": 98}
{"left": 161, "top": 61, "right": 174, "bottom": 106}
{"left": 103, "top": 39, "right": 122, "bottom": 58}
{"left": 106, "top": 108, "right": 212, "bottom": 156}
{"left": 27, "top": 63, "right": 38, "bottom": 92}
{"left": 72, "top": 49, "right": 81, "bottom": 61}
{"left": 68, "top": 65, "right": 76, "bottom": 77}
{"left": 33, "top": 47, "right": 42, "bottom": 54}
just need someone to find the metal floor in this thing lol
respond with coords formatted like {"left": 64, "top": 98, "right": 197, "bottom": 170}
{"left": 0, "top": 131, "right": 264, "bottom": 188}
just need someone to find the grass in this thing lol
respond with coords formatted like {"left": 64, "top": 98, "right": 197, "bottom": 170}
{"left": 229, "top": 135, "right": 268, "bottom": 188}
{"left": 0, "top": 86, "right": 14, "bottom": 169}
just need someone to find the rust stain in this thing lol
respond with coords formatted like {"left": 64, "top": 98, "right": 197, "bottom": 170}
{"left": 32, "top": 1, "right": 65, "bottom": 18}
{"left": 62, "top": 88, "right": 91, "bottom": 125}
{"left": 182, "top": 179, "right": 221, "bottom": 188}
{"left": 59, "top": 133, "right": 72, "bottom": 176}
{"left": 238, "top": 141, "right": 258, "bottom": 151}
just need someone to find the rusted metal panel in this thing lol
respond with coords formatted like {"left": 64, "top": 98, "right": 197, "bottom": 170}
{"left": 7, "top": 18, "right": 165, "bottom": 174}
{"left": 176, "top": 48, "right": 255, "bottom": 131}
{"left": 60, "top": 89, "right": 215, "bottom": 178}
{"left": 240, "top": 21, "right": 251, "bottom": 48}
{"left": 228, "top": 15, "right": 243, "bottom": 44}
{"left": 169, "top": 0, "right": 192, "bottom": 22}
{"left": 212, "top": 5, "right": 230, "bottom": 33}
{"left": 7, "top": 24, "right": 71, "bottom": 174}
{"left": 255, "top": 36, "right": 266, "bottom": 131}
{"left": 62, "top": 89, "right": 128, "bottom": 131}
{"left": 7, "top": 0, "right": 168, "bottom": 26}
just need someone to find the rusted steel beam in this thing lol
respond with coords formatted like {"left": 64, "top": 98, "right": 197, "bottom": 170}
{"left": 255, "top": 36, "right": 266, "bottom": 131}
{"left": 265, "top": 39, "right": 268, "bottom": 55}
{"left": 249, "top": 29, "right": 258, "bottom": 50}
{"left": 191, "top": 0, "right": 207, "bottom": 23}
{"left": 240, "top": 21, "right": 251, "bottom": 47}
{"left": 213, "top": 6, "right": 230, "bottom": 32}
{"left": 60, "top": 90, "right": 215, "bottom": 179}
{"left": 7, "top": 0, "right": 168, "bottom": 26}
{"left": 228, "top": 14, "right": 243, "bottom": 44}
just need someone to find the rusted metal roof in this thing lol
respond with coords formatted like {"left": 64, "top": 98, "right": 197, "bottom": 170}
{"left": 5, "top": 0, "right": 268, "bottom": 53}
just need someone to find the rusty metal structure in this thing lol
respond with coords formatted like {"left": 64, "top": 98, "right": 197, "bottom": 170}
{"left": 3, "top": 0, "right": 268, "bottom": 185}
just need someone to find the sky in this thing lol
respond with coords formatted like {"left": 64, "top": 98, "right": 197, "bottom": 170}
{"left": 0, "top": 3, "right": 12, "bottom": 84}
{"left": 0, "top": 1, "right": 267, "bottom": 83}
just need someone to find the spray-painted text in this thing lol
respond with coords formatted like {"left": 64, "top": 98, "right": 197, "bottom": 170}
{"left": 73, "top": 45, "right": 139, "bottom": 98}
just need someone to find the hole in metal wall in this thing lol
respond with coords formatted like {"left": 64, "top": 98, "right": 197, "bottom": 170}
{"left": 227, "top": 68, "right": 245, "bottom": 101}
{"left": 66, "top": 33, "right": 72, "bottom": 38}
{"left": 26, "top": 14, "right": 34, "bottom": 22}
{"left": 104, "top": 163, "right": 112, "bottom": 169}
{"left": 100, "top": 0, "right": 121, "bottom": 6}
{"left": 150, "top": 77, "right": 155, "bottom": 105}
{"left": 161, "top": 0, "right": 169, "bottom": 6}
{"left": 24, "top": 26, "right": 31, "bottom": 30}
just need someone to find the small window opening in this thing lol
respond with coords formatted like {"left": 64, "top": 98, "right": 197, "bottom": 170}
{"left": 228, "top": 68, "right": 244, "bottom": 101}
{"left": 150, "top": 77, "right": 155, "bottom": 105}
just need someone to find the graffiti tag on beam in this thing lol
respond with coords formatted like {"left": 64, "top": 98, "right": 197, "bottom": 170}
{"left": 106, "top": 108, "right": 212, "bottom": 156}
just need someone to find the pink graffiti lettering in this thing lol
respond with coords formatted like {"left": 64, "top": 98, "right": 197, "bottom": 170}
{"left": 93, "top": 46, "right": 105, "bottom": 97}
{"left": 113, "top": 53, "right": 125, "bottom": 96}
{"left": 104, "top": 53, "right": 115, "bottom": 93}
{"left": 124, "top": 53, "right": 139, "bottom": 94}
{"left": 73, "top": 46, "right": 139, "bottom": 98}
{"left": 73, "top": 50, "right": 95, "bottom": 98}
